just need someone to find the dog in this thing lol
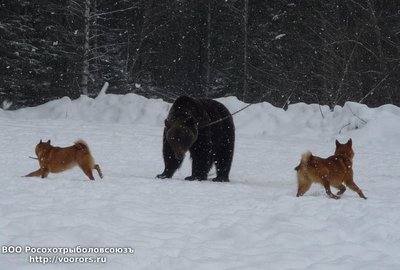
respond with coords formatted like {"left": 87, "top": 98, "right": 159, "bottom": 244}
{"left": 25, "top": 139, "right": 103, "bottom": 180}
{"left": 295, "top": 139, "right": 366, "bottom": 200}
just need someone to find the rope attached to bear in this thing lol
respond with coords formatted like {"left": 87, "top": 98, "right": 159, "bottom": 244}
{"left": 200, "top": 103, "right": 253, "bottom": 128}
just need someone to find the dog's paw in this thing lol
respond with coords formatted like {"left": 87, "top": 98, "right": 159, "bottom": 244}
{"left": 329, "top": 194, "right": 340, "bottom": 200}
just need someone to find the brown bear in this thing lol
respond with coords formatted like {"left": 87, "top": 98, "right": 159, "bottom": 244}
{"left": 156, "top": 96, "right": 235, "bottom": 182}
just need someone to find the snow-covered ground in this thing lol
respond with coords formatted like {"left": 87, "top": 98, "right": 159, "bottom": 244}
{"left": 1, "top": 94, "right": 400, "bottom": 270}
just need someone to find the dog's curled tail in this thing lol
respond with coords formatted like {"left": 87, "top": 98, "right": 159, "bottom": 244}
{"left": 294, "top": 151, "right": 312, "bottom": 171}
{"left": 74, "top": 139, "right": 91, "bottom": 152}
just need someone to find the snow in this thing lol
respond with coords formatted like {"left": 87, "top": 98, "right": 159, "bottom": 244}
{"left": 1, "top": 94, "right": 400, "bottom": 269}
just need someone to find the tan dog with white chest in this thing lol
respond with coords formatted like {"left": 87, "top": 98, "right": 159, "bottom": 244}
{"left": 295, "top": 139, "right": 366, "bottom": 200}
{"left": 26, "top": 139, "right": 103, "bottom": 180}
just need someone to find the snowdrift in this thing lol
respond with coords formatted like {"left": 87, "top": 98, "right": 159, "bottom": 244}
{"left": 2, "top": 93, "right": 399, "bottom": 145}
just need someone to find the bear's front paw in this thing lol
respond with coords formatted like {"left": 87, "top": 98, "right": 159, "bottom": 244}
{"left": 156, "top": 173, "right": 170, "bottom": 179}
{"left": 184, "top": 175, "right": 206, "bottom": 181}
{"left": 212, "top": 177, "right": 230, "bottom": 182}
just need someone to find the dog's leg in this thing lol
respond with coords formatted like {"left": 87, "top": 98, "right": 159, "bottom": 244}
{"left": 94, "top": 164, "right": 103, "bottom": 179}
{"left": 25, "top": 169, "right": 42, "bottom": 177}
{"left": 80, "top": 165, "right": 95, "bottom": 180}
{"left": 41, "top": 169, "right": 49, "bottom": 178}
{"left": 296, "top": 174, "right": 312, "bottom": 197}
{"left": 323, "top": 179, "right": 340, "bottom": 199}
{"left": 345, "top": 179, "right": 367, "bottom": 200}
{"left": 335, "top": 184, "right": 346, "bottom": 196}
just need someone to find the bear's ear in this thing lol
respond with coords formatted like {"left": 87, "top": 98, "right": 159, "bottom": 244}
{"left": 47, "top": 140, "right": 51, "bottom": 144}
{"left": 40, "top": 139, "right": 42, "bottom": 143}
{"left": 164, "top": 119, "right": 170, "bottom": 128}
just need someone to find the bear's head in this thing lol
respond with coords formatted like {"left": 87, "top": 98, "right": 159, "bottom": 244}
{"left": 165, "top": 117, "right": 198, "bottom": 160}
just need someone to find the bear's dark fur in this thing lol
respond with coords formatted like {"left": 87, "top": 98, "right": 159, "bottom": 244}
{"left": 156, "top": 96, "right": 235, "bottom": 182}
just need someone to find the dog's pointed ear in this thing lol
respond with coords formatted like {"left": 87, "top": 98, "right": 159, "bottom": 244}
{"left": 40, "top": 139, "right": 42, "bottom": 143}
{"left": 347, "top": 138, "right": 352, "bottom": 146}
{"left": 47, "top": 140, "right": 51, "bottom": 144}
{"left": 335, "top": 139, "right": 340, "bottom": 147}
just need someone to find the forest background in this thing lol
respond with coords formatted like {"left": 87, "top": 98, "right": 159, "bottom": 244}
{"left": 1, "top": 0, "right": 399, "bottom": 109}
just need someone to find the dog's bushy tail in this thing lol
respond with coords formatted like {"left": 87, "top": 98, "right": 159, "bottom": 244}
{"left": 74, "top": 139, "right": 90, "bottom": 152}
{"left": 294, "top": 151, "right": 312, "bottom": 171}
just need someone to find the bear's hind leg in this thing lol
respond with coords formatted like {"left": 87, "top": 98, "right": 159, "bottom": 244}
{"left": 212, "top": 144, "right": 234, "bottom": 182}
